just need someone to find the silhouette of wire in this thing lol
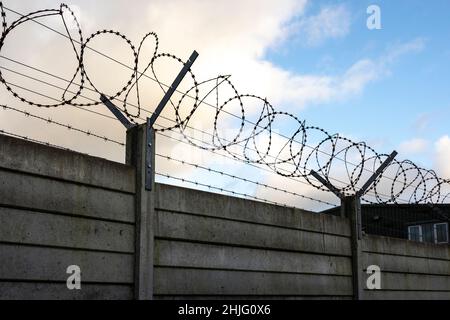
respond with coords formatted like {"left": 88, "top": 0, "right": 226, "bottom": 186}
{"left": 1, "top": 2, "right": 449, "bottom": 205}
{"left": 1, "top": 64, "right": 338, "bottom": 207}
{"left": 0, "top": 60, "right": 353, "bottom": 192}
{"left": 0, "top": 70, "right": 411, "bottom": 205}
{"left": 0, "top": 128, "right": 87, "bottom": 154}
{"left": 156, "top": 172, "right": 295, "bottom": 208}
{"left": 156, "top": 152, "right": 335, "bottom": 207}
{"left": 2, "top": 76, "right": 410, "bottom": 208}
{"left": 0, "top": 104, "right": 124, "bottom": 146}
{"left": 154, "top": 129, "right": 410, "bottom": 205}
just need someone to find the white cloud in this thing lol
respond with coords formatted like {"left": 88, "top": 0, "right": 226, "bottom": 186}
{"left": 291, "top": 4, "right": 351, "bottom": 47}
{"left": 399, "top": 138, "right": 428, "bottom": 155}
{"left": 382, "top": 38, "right": 426, "bottom": 64}
{"left": 263, "top": 36, "right": 424, "bottom": 109}
{"left": 434, "top": 135, "right": 450, "bottom": 178}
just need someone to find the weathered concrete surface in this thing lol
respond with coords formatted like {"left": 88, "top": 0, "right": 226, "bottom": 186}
{"left": 155, "top": 210, "right": 351, "bottom": 256}
{"left": 0, "top": 134, "right": 135, "bottom": 193}
{"left": 363, "top": 234, "right": 450, "bottom": 260}
{"left": 1, "top": 133, "right": 449, "bottom": 300}
{"left": 362, "top": 235, "right": 450, "bottom": 300}
{"left": 154, "top": 239, "right": 352, "bottom": 275}
{"left": 0, "top": 244, "right": 133, "bottom": 283}
{"left": 363, "top": 252, "right": 450, "bottom": 275}
{"left": 153, "top": 183, "right": 353, "bottom": 299}
{"left": 155, "top": 183, "right": 350, "bottom": 237}
{"left": 0, "top": 135, "right": 135, "bottom": 299}
{"left": 154, "top": 267, "right": 352, "bottom": 296}
{"left": 155, "top": 295, "right": 353, "bottom": 300}
{"left": 0, "top": 134, "right": 136, "bottom": 300}
{"left": 0, "top": 207, "right": 134, "bottom": 253}
{"left": 0, "top": 282, "right": 133, "bottom": 300}
{"left": 0, "top": 169, "right": 135, "bottom": 223}
{"left": 363, "top": 290, "right": 450, "bottom": 300}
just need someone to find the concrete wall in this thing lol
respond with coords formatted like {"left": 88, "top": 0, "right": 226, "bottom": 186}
{"left": 153, "top": 183, "right": 353, "bottom": 299}
{"left": 1, "top": 133, "right": 449, "bottom": 299}
{"left": 362, "top": 235, "right": 450, "bottom": 299}
{"left": 0, "top": 134, "right": 135, "bottom": 299}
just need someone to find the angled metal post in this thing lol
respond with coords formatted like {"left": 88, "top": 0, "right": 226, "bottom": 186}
{"left": 100, "top": 94, "right": 134, "bottom": 129}
{"left": 310, "top": 170, "right": 363, "bottom": 300}
{"left": 145, "top": 50, "right": 199, "bottom": 190}
{"left": 356, "top": 150, "right": 397, "bottom": 198}
{"left": 310, "top": 169, "right": 343, "bottom": 199}
{"left": 147, "top": 50, "right": 199, "bottom": 127}
{"left": 311, "top": 152, "right": 397, "bottom": 301}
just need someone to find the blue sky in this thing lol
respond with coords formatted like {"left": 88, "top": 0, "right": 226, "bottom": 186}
{"left": 265, "top": 0, "right": 450, "bottom": 169}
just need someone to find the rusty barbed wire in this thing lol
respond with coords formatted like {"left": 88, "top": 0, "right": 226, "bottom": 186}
{"left": 1, "top": 2, "right": 449, "bottom": 205}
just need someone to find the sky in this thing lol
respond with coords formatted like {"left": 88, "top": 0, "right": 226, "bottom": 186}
{"left": 0, "top": 0, "right": 449, "bottom": 211}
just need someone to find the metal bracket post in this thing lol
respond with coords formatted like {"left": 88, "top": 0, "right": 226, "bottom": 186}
{"left": 144, "top": 50, "right": 199, "bottom": 190}
{"left": 356, "top": 150, "right": 398, "bottom": 198}
{"left": 310, "top": 170, "right": 344, "bottom": 199}
{"left": 101, "top": 51, "right": 198, "bottom": 191}
{"left": 100, "top": 94, "right": 135, "bottom": 129}
{"left": 342, "top": 195, "right": 364, "bottom": 300}
{"left": 310, "top": 150, "right": 397, "bottom": 201}
{"left": 145, "top": 120, "right": 154, "bottom": 190}
{"left": 147, "top": 50, "right": 199, "bottom": 127}
{"left": 310, "top": 151, "right": 397, "bottom": 301}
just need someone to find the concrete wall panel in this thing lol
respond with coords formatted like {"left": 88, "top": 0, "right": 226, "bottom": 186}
{"left": 155, "top": 183, "right": 350, "bottom": 237}
{"left": 0, "top": 207, "right": 134, "bottom": 253}
{"left": 0, "top": 282, "right": 133, "bottom": 300}
{"left": 155, "top": 239, "right": 352, "bottom": 276}
{"left": 0, "top": 244, "right": 133, "bottom": 283}
{"left": 154, "top": 267, "right": 352, "bottom": 296}
{"left": 0, "top": 134, "right": 134, "bottom": 193}
{"left": 155, "top": 210, "right": 351, "bottom": 256}
{"left": 0, "top": 169, "right": 134, "bottom": 223}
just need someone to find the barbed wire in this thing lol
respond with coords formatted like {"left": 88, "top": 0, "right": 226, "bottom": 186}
{"left": 0, "top": 127, "right": 87, "bottom": 154}
{"left": 155, "top": 172, "right": 295, "bottom": 209}
{"left": 0, "top": 92, "right": 327, "bottom": 209}
{"left": 154, "top": 129, "right": 411, "bottom": 205}
{"left": 156, "top": 152, "right": 335, "bottom": 207}
{"left": 0, "top": 78, "right": 428, "bottom": 210}
{"left": 0, "top": 8, "right": 430, "bottom": 206}
{"left": 0, "top": 58, "right": 417, "bottom": 206}
{"left": 1, "top": 2, "right": 449, "bottom": 205}
{"left": 0, "top": 56, "right": 422, "bottom": 206}
{"left": 2, "top": 54, "right": 436, "bottom": 205}
{"left": 0, "top": 66, "right": 339, "bottom": 207}
{"left": 2, "top": 78, "right": 119, "bottom": 122}
{"left": 0, "top": 72, "right": 334, "bottom": 208}
{"left": 0, "top": 4, "right": 438, "bottom": 203}
{"left": 0, "top": 49, "right": 416, "bottom": 209}
{"left": 0, "top": 104, "right": 124, "bottom": 146}
{"left": 0, "top": 60, "right": 352, "bottom": 198}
